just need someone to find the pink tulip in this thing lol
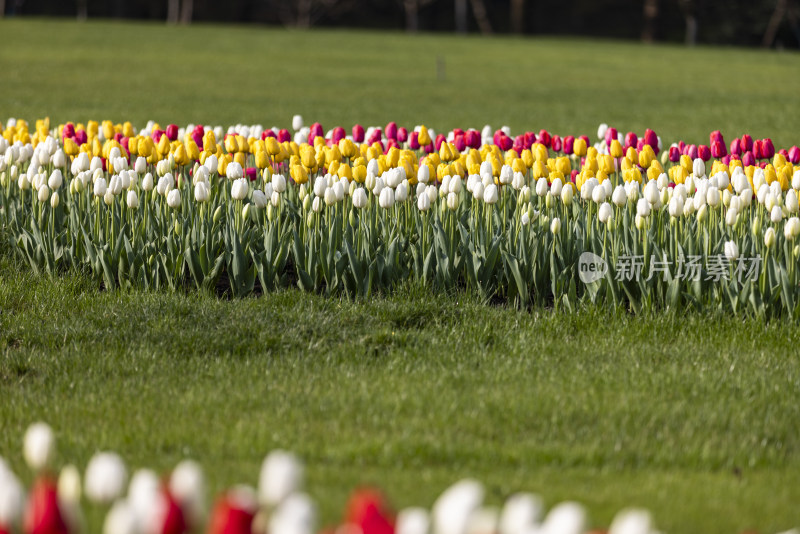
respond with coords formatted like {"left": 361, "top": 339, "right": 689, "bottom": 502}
{"left": 261, "top": 130, "right": 275, "bottom": 140}
{"left": 669, "top": 146, "right": 681, "bottom": 162}
{"left": 730, "top": 138, "right": 741, "bottom": 156}
{"left": 677, "top": 140, "right": 686, "bottom": 153}
{"left": 571, "top": 169, "right": 579, "bottom": 182}
{"left": 722, "top": 155, "right": 731, "bottom": 165}
{"left": 62, "top": 123, "right": 75, "bottom": 140}
{"left": 454, "top": 135, "right": 466, "bottom": 152}
{"left": 742, "top": 151, "right": 755, "bottom": 167}
{"left": 245, "top": 167, "right": 257, "bottom": 181}
{"left": 397, "top": 127, "right": 408, "bottom": 143}
{"left": 75, "top": 130, "right": 87, "bottom": 145}
{"left": 423, "top": 142, "right": 434, "bottom": 154}
{"left": 685, "top": 144, "right": 697, "bottom": 160}
{"left": 465, "top": 130, "right": 480, "bottom": 149}
{"left": 309, "top": 122, "right": 324, "bottom": 140}
{"left": 711, "top": 140, "right": 727, "bottom": 159}
{"left": 605, "top": 127, "right": 618, "bottom": 148}
{"left": 538, "top": 129, "right": 551, "bottom": 148}
{"left": 385, "top": 138, "right": 398, "bottom": 151}
{"left": 636, "top": 138, "right": 645, "bottom": 151}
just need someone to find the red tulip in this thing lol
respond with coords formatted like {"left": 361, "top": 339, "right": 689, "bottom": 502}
{"left": 788, "top": 146, "right": 800, "bottom": 164}
{"left": 207, "top": 496, "right": 255, "bottom": 534}
{"left": 741, "top": 134, "right": 754, "bottom": 153}
{"left": 722, "top": 155, "right": 731, "bottom": 166}
{"left": 636, "top": 138, "right": 645, "bottom": 152}
{"left": 74, "top": 129, "right": 87, "bottom": 145}
{"left": 698, "top": 144, "right": 711, "bottom": 161}
{"left": 408, "top": 131, "right": 419, "bottom": 150}
{"left": 277, "top": 129, "right": 291, "bottom": 143}
{"left": 709, "top": 130, "right": 725, "bottom": 146}
{"left": 523, "top": 131, "right": 536, "bottom": 149}
{"left": 538, "top": 129, "right": 551, "bottom": 148}
{"left": 498, "top": 133, "right": 513, "bottom": 151}
{"left": 23, "top": 477, "right": 69, "bottom": 534}
{"left": 643, "top": 128, "right": 658, "bottom": 150}
{"left": 753, "top": 139, "right": 764, "bottom": 159}
{"left": 160, "top": 491, "right": 188, "bottom": 534}
{"left": 345, "top": 489, "right": 394, "bottom": 534}
{"left": 711, "top": 140, "right": 727, "bottom": 158}
{"left": 454, "top": 135, "right": 466, "bottom": 152}
{"left": 669, "top": 146, "right": 681, "bottom": 163}
{"left": 423, "top": 143, "right": 434, "bottom": 154}
{"left": 570, "top": 169, "right": 579, "bottom": 182}
{"left": 385, "top": 138, "right": 399, "bottom": 151}
{"left": 742, "top": 151, "right": 755, "bottom": 167}
{"left": 465, "top": 130, "right": 480, "bottom": 149}
{"left": 762, "top": 138, "right": 775, "bottom": 159}
{"left": 579, "top": 135, "right": 590, "bottom": 148}
{"left": 551, "top": 135, "right": 562, "bottom": 153}
{"left": 563, "top": 135, "right": 575, "bottom": 155}
{"left": 120, "top": 136, "right": 129, "bottom": 153}
{"left": 397, "top": 127, "right": 408, "bottom": 144}
{"left": 385, "top": 122, "right": 398, "bottom": 141}
{"left": 166, "top": 124, "right": 179, "bottom": 142}
{"left": 730, "top": 138, "right": 741, "bottom": 156}
{"left": 352, "top": 124, "right": 365, "bottom": 143}
{"left": 245, "top": 167, "right": 257, "bottom": 181}
{"left": 62, "top": 123, "right": 75, "bottom": 140}
{"left": 677, "top": 140, "right": 686, "bottom": 153}
{"left": 624, "top": 132, "right": 638, "bottom": 150}
{"left": 261, "top": 130, "right": 276, "bottom": 140}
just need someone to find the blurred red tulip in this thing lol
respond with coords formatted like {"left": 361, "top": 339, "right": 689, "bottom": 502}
{"left": 762, "top": 138, "right": 775, "bottom": 159}
{"left": 345, "top": 489, "right": 394, "bottom": 534}
{"left": 277, "top": 129, "right": 291, "bottom": 143}
{"left": 23, "top": 478, "right": 68, "bottom": 534}
{"left": 669, "top": 146, "right": 681, "bottom": 163}
{"left": 538, "top": 129, "right": 551, "bottom": 148}
{"left": 698, "top": 144, "right": 711, "bottom": 161}
{"left": 166, "top": 124, "right": 179, "bottom": 141}
{"left": 409, "top": 131, "right": 420, "bottom": 150}
{"left": 742, "top": 151, "right": 755, "bottom": 167}
{"left": 397, "top": 127, "right": 408, "bottom": 144}
{"left": 309, "top": 123, "right": 324, "bottom": 140}
{"left": 385, "top": 122, "right": 398, "bottom": 141}
{"left": 643, "top": 128, "right": 658, "bottom": 150}
{"left": 605, "top": 127, "right": 618, "bottom": 148}
{"left": 563, "top": 135, "right": 575, "bottom": 155}
{"left": 788, "top": 146, "right": 800, "bottom": 164}
{"left": 741, "top": 134, "right": 754, "bottom": 153}
{"left": 332, "top": 126, "right": 346, "bottom": 145}
{"left": 624, "top": 132, "right": 638, "bottom": 150}
{"left": 552, "top": 135, "right": 562, "bottom": 152}
{"left": 711, "top": 140, "right": 727, "bottom": 158}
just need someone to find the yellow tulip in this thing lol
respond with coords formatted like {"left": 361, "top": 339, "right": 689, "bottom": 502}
{"left": 646, "top": 165, "right": 661, "bottom": 182}
{"left": 511, "top": 158, "right": 527, "bottom": 174}
{"left": 290, "top": 163, "right": 309, "bottom": 184}
{"left": 533, "top": 143, "right": 548, "bottom": 162}
{"left": 583, "top": 156, "right": 598, "bottom": 174}
{"left": 255, "top": 151, "right": 269, "bottom": 169}
{"left": 468, "top": 162, "right": 481, "bottom": 176}
{"left": 521, "top": 149, "right": 534, "bottom": 169}
{"left": 174, "top": 143, "right": 189, "bottom": 166}
{"left": 328, "top": 160, "right": 340, "bottom": 175}
{"left": 573, "top": 138, "right": 587, "bottom": 157}
{"left": 596, "top": 169, "right": 608, "bottom": 183}
{"left": 236, "top": 135, "right": 248, "bottom": 153}
{"left": 301, "top": 145, "right": 317, "bottom": 169}
{"left": 609, "top": 140, "right": 624, "bottom": 158}
{"left": 426, "top": 153, "right": 441, "bottom": 169}
{"left": 387, "top": 146, "right": 401, "bottom": 168}
{"left": 224, "top": 135, "right": 239, "bottom": 154}
{"left": 218, "top": 153, "right": 232, "bottom": 176}
{"left": 555, "top": 156, "right": 571, "bottom": 177}
{"left": 338, "top": 163, "right": 353, "bottom": 181}
{"left": 765, "top": 164, "right": 777, "bottom": 185}
{"left": 102, "top": 120, "right": 115, "bottom": 142}
{"left": 774, "top": 153, "right": 787, "bottom": 169}
{"left": 598, "top": 154, "right": 614, "bottom": 175}
{"left": 620, "top": 157, "right": 634, "bottom": 172}
{"left": 63, "top": 137, "right": 79, "bottom": 156}
{"left": 352, "top": 165, "right": 366, "bottom": 183}
{"left": 339, "top": 138, "right": 357, "bottom": 159}
{"left": 549, "top": 170, "right": 565, "bottom": 183}
{"left": 680, "top": 155, "right": 692, "bottom": 175}
{"left": 157, "top": 134, "right": 171, "bottom": 156}
{"left": 418, "top": 126, "right": 431, "bottom": 146}
{"left": 187, "top": 140, "right": 200, "bottom": 161}
{"left": 638, "top": 145, "right": 655, "bottom": 168}
{"left": 532, "top": 161, "right": 547, "bottom": 180}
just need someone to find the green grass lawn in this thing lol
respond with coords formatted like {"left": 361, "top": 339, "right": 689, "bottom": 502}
{"left": 2, "top": 17, "right": 800, "bottom": 533}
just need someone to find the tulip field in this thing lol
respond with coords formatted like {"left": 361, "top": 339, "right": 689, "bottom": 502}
{"left": 2, "top": 17, "right": 800, "bottom": 534}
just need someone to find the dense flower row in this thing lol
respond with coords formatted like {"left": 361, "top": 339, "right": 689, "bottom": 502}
{"left": 1, "top": 421, "right": 668, "bottom": 534}
{"left": 1, "top": 117, "right": 799, "bottom": 315}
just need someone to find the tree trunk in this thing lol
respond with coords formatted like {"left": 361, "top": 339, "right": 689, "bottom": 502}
{"left": 470, "top": 0, "right": 493, "bottom": 34}
{"left": 641, "top": 0, "right": 658, "bottom": 42}
{"left": 404, "top": 0, "right": 418, "bottom": 32}
{"left": 455, "top": 0, "right": 467, "bottom": 33}
{"left": 762, "top": 0, "right": 787, "bottom": 47}
{"left": 510, "top": 0, "right": 524, "bottom": 34}
{"left": 179, "top": 0, "right": 193, "bottom": 24}
{"left": 76, "top": 0, "right": 87, "bottom": 20}
{"left": 297, "top": 0, "right": 312, "bottom": 28}
{"left": 167, "top": 0, "right": 179, "bottom": 24}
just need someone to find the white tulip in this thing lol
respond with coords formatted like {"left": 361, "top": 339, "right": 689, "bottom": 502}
{"left": 753, "top": 167, "right": 766, "bottom": 190}
{"left": 379, "top": 187, "right": 395, "bottom": 209}
{"left": 352, "top": 188, "right": 368, "bottom": 209}
{"left": 550, "top": 178, "right": 563, "bottom": 197}
{"left": 432, "top": 480, "right": 484, "bottom": 534}
{"left": 396, "top": 508, "right": 430, "bottom": 534}
{"left": 204, "top": 155, "right": 218, "bottom": 175}
{"left": 484, "top": 184, "right": 499, "bottom": 204}
{"left": 102, "top": 500, "right": 138, "bottom": 534}
{"left": 609, "top": 185, "right": 625, "bottom": 207}
{"left": 561, "top": 183, "right": 574, "bottom": 206}
{"left": 771, "top": 205, "right": 783, "bottom": 223}
{"left": 597, "top": 123, "right": 608, "bottom": 140}
{"left": 272, "top": 173, "right": 287, "bottom": 193}
{"left": 592, "top": 183, "right": 607, "bottom": 204}
{"left": 252, "top": 189, "right": 268, "bottom": 208}
{"left": 440, "top": 176, "right": 451, "bottom": 197}
{"left": 23, "top": 422, "right": 55, "bottom": 472}
{"left": 786, "top": 189, "right": 798, "bottom": 213}
{"left": 472, "top": 181, "right": 485, "bottom": 201}
{"left": 643, "top": 180, "right": 659, "bottom": 204}
{"left": 608, "top": 508, "right": 653, "bottom": 534}
{"left": 323, "top": 187, "right": 336, "bottom": 206}
{"left": 785, "top": 217, "right": 800, "bottom": 241}
{"left": 636, "top": 198, "right": 651, "bottom": 218}
{"left": 169, "top": 460, "right": 205, "bottom": 527}
{"left": 373, "top": 176, "right": 385, "bottom": 197}
{"left": 511, "top": 171, "right": 525, "bottom": 190}
{"left": 142, "top": 172, "right": 154, "bottom": 192}
{"left": 706, "top": 186, "right": 720, "bottom": 207}
{"left": 85, "top": 452, "right": 128, "bottom": 504}
{"left": 109, "top": 175, "right": 123, "bottom": 196}
{"left": 725, "top": 207, "right": 738, "bottom": 226}
{"left": 52, "top": 148, "right": 66, "bottom": 168}
{"left": 426, "top": 185, "right": 438, "bottom": 204}
{"left": 226, "top": 161, "right": 243, "bottom": 180}
{"left": 765, "top": 227, "right": 777, "bottom": 248}
{"left": 134, "top": 156, "right": 147, "bottom": 175}
{"left": 94, "top": 177, "right": 107, "bottom": 197}
{"left": 447, "top": 191, "right": 459, "bottom": 210}
{"left": 37, "top": 184, "right": 51, "bottom": 203}
{"left": 581, "top": 178, "right": 597, "bottom": 201}
{"left": 540, "top": 502, "right": 586, "bottom": 534}
{"left": 625, "top": 181, "right": 639, "bottom": 203}
{"left": 292, "top": 115, "right": 304, "bottom": 131}
{"left": 269, "top": 492, "right": 316, "bottom": 534}
{"left": 167, "top": 188, "right": 182, "bottom": 209}
{"left": 449, "top": 175, "right": 462, "bottom": 195}
{"left": 499, "top": 493, "right": 543, "bottom": 534}
{"left": 231, "top": 178, "right": 249, "bottom": 200}
{"left": 550, "top": 217, "right": 561, "bottom": 235}
{"left": 396, "top": 181, "right": 409, "bottom": 202}
{"left": 692, "top": 157, "right": 705, "bottom": 178}
{"left": 535, "top": 178, "right": 548, "bottom": 198}
{"left": 598, "top": 202, "right": 612, "bottom": 224}
{"left": 417, "top": 191, "right": 431, "bottom": 212}
{"left": 126, "top": 190, "right": 139, "bottom": 209}
{"left": 793, "top": 169, "right": 800, "bottom": 190}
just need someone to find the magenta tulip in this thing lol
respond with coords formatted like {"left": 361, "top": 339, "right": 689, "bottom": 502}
{"left": 643, "top": 129, "right": 658, "bottom": 150}
{"left": 332, "top": 126, "right": 346, "bottom": 145}
{"left": 385, "top": 122, "right": 398, "bottom": 141}
{"left": 742, "top": 151, "right": 755, "bottom": 167}
{"left": 730, "top": 138, "right": 741, "bottom": 156}
{"left": 397, "top": 127, "right": 408, "bottom": 143}
{"left": 62, "top": 123, "right": 75, "bottom": 140}
{"left": 166, "top": 124, "right": 178, "bottom": 141}
{"left": 741, "top": 134, "right": 754, "bottom": 153}
{"left": 624, "top": 132, "right": 638, "bottom": 150}
{"left": 352, "top": 124, "right": 365, "bottom": 143}
{"left": 762, "top": 138, "right": 775, "bottom": 159}
{"left": 409, "top": 131, "right": 420, "bottom": 150}
{"left": 538, "top": 129, "right": 551, "bottom": 148}
{"left": 75, "top": 130, "right": 87, "bottom": 145}
{"left": 454, "top": 135, "right": 466, "bottom": 152}
{"left": 788, "top": 146, "right": 800, "bottom": 164}
{"left": 669, "top": 146, "right": 681, "bottom": 163}
{"left": 605, "top": 127, "right": 618, "bottom": 148}
{"left": 434, "top": 134, "right": 446, "bottom": 151}
{"left": 685, "top": 144, "right": 697, "bottom": 160}
{"left": 698, "top": 144, "right": 711, "bottom": 161}
{"left": 563, "top": 135, "right": 575, "bottom": 155}
{"left": 711, "top": 140, "right": 727, "bottom": 159}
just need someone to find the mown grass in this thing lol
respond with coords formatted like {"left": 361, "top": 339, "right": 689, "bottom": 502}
{"left": 1, "top": 17, "right": 800, "bottom": 533}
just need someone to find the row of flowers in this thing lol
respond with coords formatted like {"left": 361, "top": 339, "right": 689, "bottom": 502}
{"left": 3, "top": 421, "right": 672, "bottom": 534}
{"left": 1, "top": 117, "right": 799, "bottom": 316}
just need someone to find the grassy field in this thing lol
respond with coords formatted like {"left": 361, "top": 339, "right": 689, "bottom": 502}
{"left": 2, "top": 17, "right": 800, "bottom": 533}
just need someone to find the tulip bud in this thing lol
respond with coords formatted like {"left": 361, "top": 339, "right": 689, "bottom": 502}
{"left": 550, "top": 217, "right": 561, "bottom": 235}
{"left": 242, "top": 203, "right": 251, "bottom": 222}
{"left": 561, "top": 184, "right": 573, "bottom": 206}
{"left": 765, "top": 227, "right": 776, "bottom": 248}
{"left": 307, "top": 211, "right": 315, "bottom": 228}
{"left": 696, "top": 204, "right": 708, "bottom": 223}
{"left": 484, "top": 184, "right": 499, "bottom": 205}
{"left": 37, "top": 184, "right": 50, "bottom": 203}
{"left": 209, "top": 205, "right": 221, "bottom": 224}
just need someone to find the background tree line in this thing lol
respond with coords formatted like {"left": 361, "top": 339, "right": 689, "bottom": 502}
{"left": 1, "top": 0, "right": 799, "bottom": 48}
